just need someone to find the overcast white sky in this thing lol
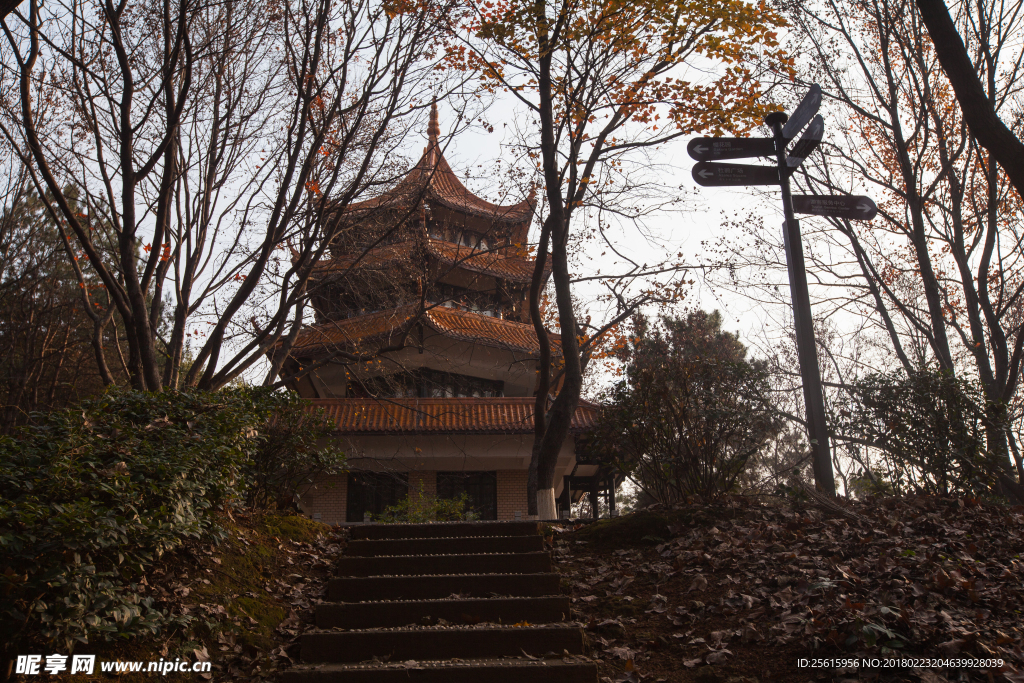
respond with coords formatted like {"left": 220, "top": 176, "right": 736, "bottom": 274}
{"left": 432, "top": 94, "right": 806, "bottom": 366}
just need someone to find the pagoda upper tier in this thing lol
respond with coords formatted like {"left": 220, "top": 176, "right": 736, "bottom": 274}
{"left": 337, "top": 101, "right": 536, "bottom": 249}
{"left": 313, "top": 238, "right": 547, "bottom": 284}
{"left": 282, "top": 103, "right": 565, "bottom": 407}
{"left": 300, "top": 100, "right": 548, "bottom": 331}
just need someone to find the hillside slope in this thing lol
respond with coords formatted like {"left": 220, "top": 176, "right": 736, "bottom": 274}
{"left": 7, "top": 512, "right": 343, "bottom": 682}
{"left": 551, "top": 496, "right": 1024, "bottom": 683}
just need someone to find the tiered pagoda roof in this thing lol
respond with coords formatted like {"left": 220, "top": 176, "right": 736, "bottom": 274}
{"left": 291, "top": 101, "right": 552, "bottom": 361}
{"left": 343, "top": 102, "right": 536, "bottom": 227}
{"left": 291, "top": 304, "right": 560, "bottom": 357}
{"left": 286, "top": 103, "right": 596, "bottom": 434}
{"left": 309, "top": 397, "right": 600, "bottom": 435}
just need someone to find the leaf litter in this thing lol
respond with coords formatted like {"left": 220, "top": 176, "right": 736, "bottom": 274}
{"left": 550, "top": 495, "right": 1024, "bottom": 682}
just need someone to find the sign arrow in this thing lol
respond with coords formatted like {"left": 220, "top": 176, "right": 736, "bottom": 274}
{"left": 691, "top": 161, "right": 779, "bottom": 187}
{"left": 782, "top": 84, "right": 822, "bottom": 142}
{"left": 687, "top": 137, "right": 776, "bottom": 161}
{"left": 787, "top": 115, "right": 824, "bottom": 170}
{"left": 792, "top": 194, "right": 877, "bottom": 220}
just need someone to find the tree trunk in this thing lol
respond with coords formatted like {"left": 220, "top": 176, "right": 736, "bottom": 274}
{"left": 916, "top": 0, "right": 1024, "bottom": 201}
{"left": 537, "top": 488, "right": 556, "bottom": 520}
{"left": 0, "top": 0, "right": 21, "bottom": 22}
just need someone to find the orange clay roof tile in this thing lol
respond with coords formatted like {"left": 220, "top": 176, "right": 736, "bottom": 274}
{"left": 306, "top": 397, "right": 599, "bottom": 435}
{"left": 424, "top": 305, "right": 558, "bottom": 353}
{"left": 290, "top": 307, "right": 418, "bottom": 354}
{"left": 289, "top": 305, "right": 560, "bottom": 357}
{"left": 425, "top": 238, "right": 548, "bottom": 282}
{"left": 311, "top": 242, "right": 418, "bottom": 272}
{"left": 310, "top": 238, "right": 547, "bottom": 284}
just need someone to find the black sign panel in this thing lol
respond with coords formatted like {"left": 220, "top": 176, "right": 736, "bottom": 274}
{"left": 792, "top": 194, "right": 877, "bottom": 220}
{"left": 787, "top": 115, "right": 824, "bottom": 169}
{"left": 687, "top": 137, "right": 776, "bottom": 161}
{"left": 692, "top": 162, "right": 779, "bottom": 187}
{"left": 782, "top": 84, "right": 822, "bottom": 142}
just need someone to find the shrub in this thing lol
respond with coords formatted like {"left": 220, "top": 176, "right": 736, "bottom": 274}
{"left": 0, "top": 387, "right": 306, "bottom": 653}
{"left": 593, "top": 312, "right": 781, "bottom": 501}
{"left": 842, "top": 367, "right": 1002, "bottom": 497}
{"left": 244, "top": 391, "right": 346, "bottom": 511}
{"left": 374, "top": 493, "right": 472, "bottom": 523}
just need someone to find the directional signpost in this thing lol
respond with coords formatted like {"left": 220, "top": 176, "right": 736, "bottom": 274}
{"left": 692, "top": 162, "right": 778, "bottom": 187}
{"left": 781, "top": 84, "right": 822, "bottom": 142}
{"left": 792, "top": 195, "right": 877, "bottom": 221}
{"left": 687, "top": 83, "right": 875, "bottom": 498}
{"left": 767, "top": 100, "right": 836, "bottom": 499}
{"left": 687, "top": 137, "right": 776, "bottom": 161}
{"left": 786, "top": 115, "right": 823, "bottom": 170}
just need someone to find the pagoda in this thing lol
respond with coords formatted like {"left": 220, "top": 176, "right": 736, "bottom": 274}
{"left": 279, "top": 103, "right": 601, "bottom": 524}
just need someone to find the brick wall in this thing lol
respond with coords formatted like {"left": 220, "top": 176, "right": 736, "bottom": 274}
{"left": 296, "top": 474, "right": 348, "bottom": 525}
{"left": 496, "top": 469, "right": 528, "bottom": 520}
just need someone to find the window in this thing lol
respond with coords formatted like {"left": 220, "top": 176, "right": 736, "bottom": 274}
{"left": 346, "top": 472, "right": 409, "bottom": 522}
{"left": 437, "top": 471, "right": 497, "bottom": 520}
{"left": 458, "top": 231, "right": 491, "bottom": 251}
{"left": 426, "top": 219, "right": 445, "bottom": 241}
{"left": 347, "top": 374, "right": 418, "bottom": 398}
{"left": 419, "top": 368, "right": 503, "bottom": 398}
{"left": 348, "top": 369, "right": 504, "bottom": 398}
{"left": 433, "top": 284, "right": 508, "bottom": 318}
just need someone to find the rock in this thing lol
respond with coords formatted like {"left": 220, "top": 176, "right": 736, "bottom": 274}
{"left": 695, "top": 668, "right": 724, "bottom": 683}
{"left": 593, "top": 620, "right": 627, "bottom": 639}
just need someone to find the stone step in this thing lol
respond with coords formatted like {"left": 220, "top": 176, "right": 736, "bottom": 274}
{"left": 349, "top": 521, "right": 539, "bottom": 540}
{"left": 336, "top": 552, "right": 551, "bottom": 577}
{"left": 345, "top": 535, "right": 544, "bottom": 557}
{"left": 316, "top": 596, "right": 571, "bottom": 629}
{"left": 328, "top": 572, "right": 562, "bottom": 602}
{"left": 299, "top": 625, "right": 586, "bottom": 663}
{"left": 280, "top": 658, "right": 598, "bottom": 683}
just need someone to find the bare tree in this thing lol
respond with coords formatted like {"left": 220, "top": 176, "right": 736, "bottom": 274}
{"left": 0, "top": 158, "right": 129, "bottom": 429}
{"left": 0, "top": 0, "right": 459, "bottom": 391}
{"left": 718, "top": 0, "right": 1024, "bottom": 495}
{"left": 450, "top": 0, "right": 791, "bottom": 516}
{"left": 916, "top": 0, "right": 1024, "bottom": 200}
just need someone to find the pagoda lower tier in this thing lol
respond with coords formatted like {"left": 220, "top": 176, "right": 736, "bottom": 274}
{"left": 283, "top": 307, "right": 600, "bottom": 523}
{"left": 292, "top": 398, "right": 600, "bottom": 524}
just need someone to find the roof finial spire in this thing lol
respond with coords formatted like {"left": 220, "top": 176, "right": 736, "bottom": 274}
{"left": 427, "top": 99, "right": 440, "bottom": 142}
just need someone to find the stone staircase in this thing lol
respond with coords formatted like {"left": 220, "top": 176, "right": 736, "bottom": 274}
{"left": 281, "top": 521, "right": 597, "bottom": 682}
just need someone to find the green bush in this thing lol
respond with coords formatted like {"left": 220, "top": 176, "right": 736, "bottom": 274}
{"left": 842, "top": 367, "right": 1002, "bottom": 497}
{"left": 245, "top": 391, "right": 345, "bottom": 511}
{"left": 593, "top": 312, "right": 781, "bottom": 502}
{"left": 0, "top": 387, "right": 320, "bottom": 653}
{"left": 374, "top": 493, "right": 473, "bottom": 523}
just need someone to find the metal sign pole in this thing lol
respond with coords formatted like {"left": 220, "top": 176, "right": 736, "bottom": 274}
{"left": 765, "top": 111, "right": 837, "bottom": 497}
{"left": 686, "top": 83, "right": 871, "bottom": 498}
